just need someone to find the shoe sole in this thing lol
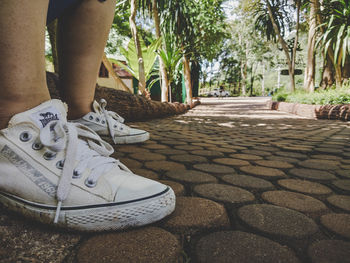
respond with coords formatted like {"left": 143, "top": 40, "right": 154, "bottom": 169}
{"left": 103, "top": 132, "right": 150, "bottom": 145}
{"left": 0, "top": 187, "right": 175, "bottom": 232}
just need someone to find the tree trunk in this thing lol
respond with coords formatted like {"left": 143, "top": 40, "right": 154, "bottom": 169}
{"left": 320, "top": 53, "right": 335, "bottom": 89}
{"left": 304, "top": 0, "right": 318, "bottom": 92}
{"left": 240, "top": 60, "right": 247, "bottom": 96}
{"left": 266, "top": 0, "right": 295, "bottom": 92}
{"left": 152, "top": 0, "right": 169, "bottom": 102}
{"left": 262, "top": 63, "right": 265, "bottom": 96}
{"left": 191, "top": 61, "right": 200, "bottom": 98}
{"left": 47, "top": 19, "right": 59, "bottom": 74}
{"left": 183, "top": 55, "right": 192, "bottom": 104}
{"left": 129, "top": 0, "right": 147, "bottom": 96}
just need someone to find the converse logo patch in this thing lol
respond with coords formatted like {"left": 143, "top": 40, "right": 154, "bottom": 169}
{"left": 31, "top": 106, "right": 62, "bottom": 129}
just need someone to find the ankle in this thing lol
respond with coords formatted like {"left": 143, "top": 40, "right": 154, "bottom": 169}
{"left": 0, "top": 99, "right": 50, "bottom": 129}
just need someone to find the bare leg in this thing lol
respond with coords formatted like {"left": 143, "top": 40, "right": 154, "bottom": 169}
{"left": 0, "top": 0, "right": 50, "bottom": 129}
{"left": 57, "top": 0, "right": 117, "bottom": 120}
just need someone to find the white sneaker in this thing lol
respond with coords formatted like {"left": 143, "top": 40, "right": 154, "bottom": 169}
{"left": 0, "top": 100, "right": 175, "bottom": 231}
{"left": 71, "top": 99, "right": 150, "bottom": 144}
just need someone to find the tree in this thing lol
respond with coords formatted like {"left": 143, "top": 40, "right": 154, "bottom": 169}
{"left": 253, "top": 0, "right": 303, "bottom": 92}
{"left": 304, "top": 0, "right": 319, "bottom": 92}
{"left": 129, "top": 0, "right": 147, "bottom": 96}
{"left": 318, "top": 0, "right": 350, "bottom": 87}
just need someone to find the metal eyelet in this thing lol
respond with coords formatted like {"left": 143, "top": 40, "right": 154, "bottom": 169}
{"left": 56, "top": 160, "right": 64, "bottom": 169}
{"left": 101, "top": 120, "right": 106, "bottom": 124}
{"left": 43, "top": 152, "right": 57, "bottom": 160}
{"left": 89, "top": 115, "right": 94, "bottom": 120}
{"left": 85, "top": 178, "right": 97, "bottom": 188}
{"left": 113, "top": 125, "right": 117, "bottom": 128}
{"left": 32, "top": 142, "right": 43, "bottom": 150}
{"left": 72, "top": 170, "right": 82, "bottom": 179}
{"left": 20, "top": 132, "right": 32, "bottom": 142}
{"left": 95, "top": 117, "right": 100, "bottom": 122}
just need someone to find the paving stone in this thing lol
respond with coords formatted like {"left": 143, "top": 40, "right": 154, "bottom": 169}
{"left": 191, "top": 150, "right": 224, "bottom": 157}
{"left": 144, "top": 161, "right": 185, "bottom": 172}
{"left": 76, "top": 227, "right": 180, "bottom": 263}
{"left": 165, "top": 170, "right": 217, "bottom": 184}
{"left": 222, "top": 174, "right": 274, "bottom": 190}
{"left": 169, "top": 154, "right": 208, "bottom": 164}
{"left": 213, "top": 158, "right": 250, "bottom": 167}
{"left": 193, "top": 183, "right": 255, "bottom": 204}
{"left": 308, "top": 239, "right": 350, "bottom": 263}
{"left": 162, "top": 197, "right": 230, "bottom": 235}
{"left": 241, "top": 149, "right": 272, "bottom": 156}
{"left": 129, "top": 152, "right": 166, "bottom": 161}
{"left": 160, "top": 140, "right": 188, "bottom": 146}
{"left": 332, "top": 179, "right": 350, "bottom": 192}
{"left": 254, "top": 146, "right": 280, "bottom": 152}
{"left": 327, "top": 195, "right": 350, "bottom": 212}
{"left": 120, "top": 158, "right": 143, "bottom": 169}
{"left": 117, "top": 146, "right": 151, "bottom": 154}
{"left": 133, "top": 168, "right": 159, "bottom": 180}
{"left": 262, "top": 190, "right": 327, "bottom": 212}
{"left": 320, "top": 214, "right": 350, "bottom": 239}
{"left": 266, "top": 155, "right": 300, "bottom": 164}
{"left": 154, "top": 149, "right": 187, "bottom": 155}
{"left": 207, "top": 146, "right": 237, "bottom": 153}
{"left": 174, "top": 145, "right": 204, "bottom": 151}
{"left": 142, "top": 143, "right": 169, "bottom": 150}
{"left": 230, "top": 154, "right": 263, "bottom": 160}
{"left": 0, "top": 209, "right": 81, "bottom": 263}
{"left": 310, "top": 154, "right": 342, "bottom": 160}
{"left": 158, "top": 180, "right": 185, "bottom": 196}
{"left": 255, "top": 160, "right": 294, "bottom": 169}
{"left": 239, "top": 165, "right": 286, "bottom": 179}
{"left": 195, "top": 231, "right": 300, "bottom": 263}
{"left": 298, "top": 159, "right": 340, "bottom": 171}
{"left": 289, "top": 168, "right": 337, "bottom": 181}
{"left": 341, "top": 164, "right": 350, "bottom": 170}
{"left": 316, "top": 148, "right": 343, "bottom": 154}
{"left": 275, "top": 151, "right": 308, "bottom": 159}
{"left": 278, "top": 179, "right": 332, "bottom": 195}
{"left": 238, "top": 204, "right": 319, "bottom": 238}
{"left": 335, "top": 169, "right": 350, "bottom": 179}
{"left": 193, "top": 163, "right": 236, "bottom": 174}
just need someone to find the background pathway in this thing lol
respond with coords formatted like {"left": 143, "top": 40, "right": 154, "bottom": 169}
{"left": 1, "top": 97, "right": 350, "bottom": 263}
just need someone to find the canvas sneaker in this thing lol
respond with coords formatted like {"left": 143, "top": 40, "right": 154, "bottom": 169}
{"left": 0, "top": 99, "right": 175, "bottom": 231}
{"left": 71, "top": 99, "right": 150, "bottom": 144}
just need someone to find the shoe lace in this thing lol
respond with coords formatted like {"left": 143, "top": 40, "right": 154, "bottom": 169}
{"left": 98, "top": 99, "right": 129, "bottom": 144}
{"left": 39, "top": 119, "right": 131, "bottom": 223}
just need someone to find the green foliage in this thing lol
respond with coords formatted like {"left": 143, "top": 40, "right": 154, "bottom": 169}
{"left": 318, "top": 0, "right": 350, "bottom": 66}
{"left": 272, "top": 85, "right": 350, "bottom": 105}
{"left": 116, "top": 37, "right": 162, "bottom": 81}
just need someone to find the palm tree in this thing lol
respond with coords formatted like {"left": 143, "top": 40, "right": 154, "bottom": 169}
{"left": 138, "top": 0, "right": 170, "bottom": 102}
{"left": 319, "top": 0, "right": 350, "bottom": 87}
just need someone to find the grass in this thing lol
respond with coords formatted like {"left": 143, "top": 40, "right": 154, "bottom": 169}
{"left": 272, "top": 83, "right": 350, "bottom": 105}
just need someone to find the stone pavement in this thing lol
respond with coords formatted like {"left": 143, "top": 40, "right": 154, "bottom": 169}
{"left": 1, "top": 97, "right": 350, "bottom": 263}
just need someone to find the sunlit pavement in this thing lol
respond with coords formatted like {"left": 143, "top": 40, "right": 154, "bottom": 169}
{"left": 2, "top": 97, "right": 350, "bottom": 262}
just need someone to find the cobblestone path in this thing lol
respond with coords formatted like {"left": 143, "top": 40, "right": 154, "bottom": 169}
{"left": 1, "top": 97, "right": 350, "bottom": 263}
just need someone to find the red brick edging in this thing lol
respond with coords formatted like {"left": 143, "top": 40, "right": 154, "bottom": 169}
{"left": 266, "top": 100, "right": 350, "bottom": 121}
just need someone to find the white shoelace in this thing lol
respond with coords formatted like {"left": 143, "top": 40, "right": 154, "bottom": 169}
{"left": 40, "top": 119, "right": 131, "bottom": 223}
{"left": 98, "top": 99, "right": 130, "bottom": 144}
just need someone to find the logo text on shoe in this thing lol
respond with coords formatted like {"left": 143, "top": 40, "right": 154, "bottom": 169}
{"left": 1, "top": 145, "right": 57, "bottom": 197}
{"left": 31, "top": 106, "right": 62, "bottom": 128}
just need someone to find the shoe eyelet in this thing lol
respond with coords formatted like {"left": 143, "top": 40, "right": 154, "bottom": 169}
{"left": 114, "top": 125, "right": 117, "bottom": 128}
{"left": 43, "top": 152, "right": 57, "bottom": 160}
{"left": 85, "top": 178, "right": 97, "bottom": 188}
{"left": 89, "top": 115, "right": 94, "bottom": 120}
{"left": 96, "top": 117, "right": 100, "bottom": 122}
{"left": 101, "top": 120, "right": 106, "bottom": 124}
{"left": 32, "top": 142, "right": 43, "bottom": 150}
{"left": 72, "top": 170, "right": 82, "bottom": 179}
{"left": 56, "top": 160, "right": 64, "bottom": 169}
{"left": 20, "top": 132, "right": 32, "bottom": 142}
